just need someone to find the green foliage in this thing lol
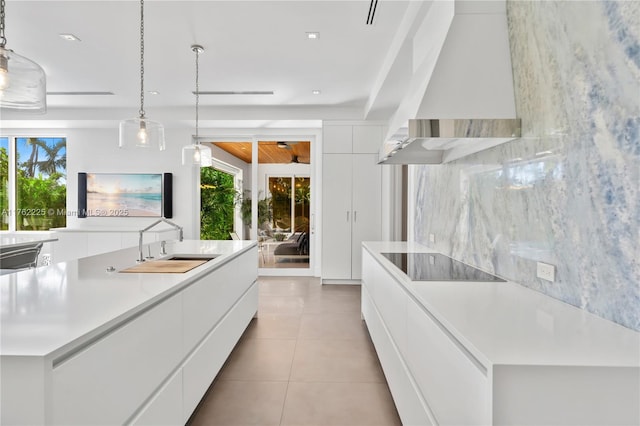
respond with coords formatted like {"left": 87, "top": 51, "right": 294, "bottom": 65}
{"left": 16, "top": 170, "right": 67, "bottom": 230}
{"left": 200, "top": 168, "right": 238, "bottom": 240}
{"left": 0, "top": 147, "right": 8, "bottom": 230}
{"left": 2, "top": 138, "right": 67, "bottom": 231}
{"left": 240, "top": 192, "right": 272, "bottom": 228}
{"left": 270, "top": 177, "right": 291, "bottom": 230}
{"left": 293, "top": 178, "right": 311, "bottom": 232}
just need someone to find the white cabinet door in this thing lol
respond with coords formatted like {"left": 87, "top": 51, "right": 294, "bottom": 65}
{"left": 352, "top": 125, "right": 383, "bottom": 154}
{"left": 323, "top": 125, "right": 352, "bottom": 153}
{"left": 351, "top": 154, "right": 382, "bottom": 280}
{"left": 322, "top": 154, "right": 353, "bottom": 280}
{"left": 52, "top": 295, "right": 183, "bottom": 425}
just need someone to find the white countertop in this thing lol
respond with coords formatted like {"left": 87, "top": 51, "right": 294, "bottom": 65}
{"left": 363, "top": 241, "right": 640, "bottom": 368}
{"left": 0, "top": 240, "right": 256, "bottom": 359}
{"left": 0, "top": 235, "right": 58, "bottom": 249}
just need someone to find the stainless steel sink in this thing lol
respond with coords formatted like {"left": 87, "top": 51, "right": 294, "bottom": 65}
{"left": 163, "top": 254, "right": 219, "bottom": 261}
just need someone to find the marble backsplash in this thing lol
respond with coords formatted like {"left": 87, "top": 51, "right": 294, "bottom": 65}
{"left": 412, "top": 0, "right": 639, "bottom": 330}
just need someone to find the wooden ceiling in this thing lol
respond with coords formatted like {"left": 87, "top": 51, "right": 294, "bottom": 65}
{"left": 211, "top": 141, "right": 311, "bottom": 164}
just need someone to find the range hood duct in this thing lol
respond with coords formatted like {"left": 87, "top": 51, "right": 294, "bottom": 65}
{"left": 379, "top": 118, "right": 521, "bottom": 164}
{"left": 378, "top": 1, "right": 521, "bottom": 164}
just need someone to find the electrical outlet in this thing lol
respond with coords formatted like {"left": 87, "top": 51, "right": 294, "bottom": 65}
{"left": 41, "top": 253, "right": 51, "bottom": 266}
{"left": 536, "top": 262, "right": 555, "bottom": 282}
{"left": 429, "top": 233, "right": 435, "bottom": 244}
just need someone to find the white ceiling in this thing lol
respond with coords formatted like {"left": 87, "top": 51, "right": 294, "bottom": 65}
{"left": 3, "top": 0, "right": 416, "bottom": 126}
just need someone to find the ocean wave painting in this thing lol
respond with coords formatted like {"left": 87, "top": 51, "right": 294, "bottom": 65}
{"left": 86, "top": 173, "right": 162, "bottom": 217}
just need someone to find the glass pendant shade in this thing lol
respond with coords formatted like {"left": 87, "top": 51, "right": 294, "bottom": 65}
{"left": 182, "top": 143, "right": 212, "bottom": 167}
{"left": 0, "top": 47, "right": 47, "bottom": 113}
{"left": 119, "top": 117, "right": 165, "bottom": 150}
{"left": 117, "top": 0, "right": 164, "bottom": 151}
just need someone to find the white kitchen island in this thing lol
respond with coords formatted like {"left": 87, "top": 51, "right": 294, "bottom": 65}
{"left": 362, "top": 241, "right": 640, "bottom": 426}
{"left": 1, "top": 240, "right": 258, "bottom": 425}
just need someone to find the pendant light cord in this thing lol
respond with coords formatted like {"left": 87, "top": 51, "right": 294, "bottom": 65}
{"left": 1, "top": 0, "right": 7, "bottom": 48}
{"left": 138, "top": 0, "right": 145, "bottom": 119}
{"left": 195, "top": 47, "right": 200, "bottom": 141}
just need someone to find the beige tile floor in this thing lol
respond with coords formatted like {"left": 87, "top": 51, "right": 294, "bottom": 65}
{"left": 188, "top": 276, "right": 401, "bottom": 426}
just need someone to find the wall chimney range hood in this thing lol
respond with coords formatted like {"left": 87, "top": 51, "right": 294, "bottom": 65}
{"left": 378, "top": 1, "right": 521, "bottom": 165}
{"left": 379, "top": 118, "right": 521, "bottom": 164}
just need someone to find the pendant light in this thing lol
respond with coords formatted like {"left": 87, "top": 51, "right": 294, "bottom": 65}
{"left": 0, "top": 0, "right": 47, "bottom": 113}
{"left": 182, "top": 44, "right": 212, "bottom": 167}
{"left": 119, "top": 0, "right": 165, "bottom": 151}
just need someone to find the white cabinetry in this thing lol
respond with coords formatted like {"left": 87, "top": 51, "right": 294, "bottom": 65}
{"left": 361, "top": 244, "right": 640, "bottom": 426}
{"left": 406, "top": 302, "right": 489, "bottom": 425}
{"left": 131, "top": 370, "right": 183, "bottom": 426}
{"left": 322, "top": 125, "right": 352, "bottom": 153}
{"left": 321, "top": 154, "right": 352, "bottom": 279}
{"left": 52, "top": 296, "right": 183, "bottom": 425}
{"left": 322, "top": 123, "right": 382, "bottom": 283}
{"left": 322, "top": 154, "right": 381, "bottom": 282}
{"left": 1, "top": 245, "right": 259, "bottom": 426}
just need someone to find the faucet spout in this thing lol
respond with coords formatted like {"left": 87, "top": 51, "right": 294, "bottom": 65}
{"left": 137, "top": 218, "right": 184, "bottom": 262}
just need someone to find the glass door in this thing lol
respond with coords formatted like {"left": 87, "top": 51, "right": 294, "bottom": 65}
{"left": 202, "top": 138, "right": 315, "bottom": 275}
{"left": 263, "top": 175, "right": 310, "bottom": 269}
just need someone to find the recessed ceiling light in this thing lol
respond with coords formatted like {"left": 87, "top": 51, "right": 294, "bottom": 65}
{"left": 312, "top": 90, "right": 321, "bottom": 95}
{"left": 148, "top": 90, "right": 160, "bottom": 95}
{"left": 306, "top": 32, "right": 320, "bottom": 40}
{"left": 59, "top": 33, "right": 81, "bottom": 42}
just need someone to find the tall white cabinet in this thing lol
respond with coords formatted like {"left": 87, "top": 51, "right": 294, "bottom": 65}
{"left": 322, "top": 123, "right": 383, "bottom": 283}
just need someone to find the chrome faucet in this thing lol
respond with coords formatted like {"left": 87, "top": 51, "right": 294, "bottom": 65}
{"left": 137, "top": 218, "right": 184, "bottom": 262}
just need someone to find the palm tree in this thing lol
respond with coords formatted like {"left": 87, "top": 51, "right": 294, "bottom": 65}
{"left": 34, "top": 139, "right": 66, "bottom": 176}
{"left": 23, "top": 138, "right": 40, "bottom": 177}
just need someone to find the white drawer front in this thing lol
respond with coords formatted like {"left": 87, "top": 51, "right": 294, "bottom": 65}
{"left": 361, "top": 250, "right": 377, "bottom": 295}
{"left": 407, "top": 302, "right": 489, "bottom": 425}
{"left": 182, "top": 282, "right": 258, "bottom": 421}
{"left": 52, "top": 295, "right": 183, "bottom": 425}
{"left": 362, "top": 286, "right": 434, "bottom": 426}
{"left": 375, "top": 271, "right": 408, "bottom": 357}
{"left": 183, "top": 248, "right": 257, "bottom": 353}
{"left": 131, "top": 369, "right": 183, "bottom": 426}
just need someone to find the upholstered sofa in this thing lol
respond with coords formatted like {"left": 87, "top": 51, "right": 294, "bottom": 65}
{"left": 273, "top": 231, "right": 309, "bottom": 261}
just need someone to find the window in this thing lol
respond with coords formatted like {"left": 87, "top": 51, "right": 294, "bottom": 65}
{"left": 200, "top": 167, "right": 237, "bottom": 240}
{"left": 0, "top": 138, "right": 8, "bottom": 231}
{"left": 1, "top": 137, "right": 67, "bottom": 231}
{"left": 268, "top": 175, "right": 310, "bottom": 233}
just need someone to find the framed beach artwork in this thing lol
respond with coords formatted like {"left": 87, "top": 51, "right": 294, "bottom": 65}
{"left": 78, "top": 173, "right": 169, "bottom": 218}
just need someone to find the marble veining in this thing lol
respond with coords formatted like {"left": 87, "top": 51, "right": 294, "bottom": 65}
{"left": 412, "top": 0, "right": 640, "bottom": 330}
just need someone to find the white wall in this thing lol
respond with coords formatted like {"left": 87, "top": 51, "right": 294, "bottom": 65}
{"left": 62, "top": 127, "right": 200, "bottom": 238}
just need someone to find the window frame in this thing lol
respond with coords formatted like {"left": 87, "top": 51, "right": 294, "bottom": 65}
{"left": 265, "top": 173, "right": 310, "bottom": 234}
{"left": 0, "top": 133, "right": 68, "bottom": 232}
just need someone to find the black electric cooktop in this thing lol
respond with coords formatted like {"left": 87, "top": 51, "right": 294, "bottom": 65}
{"left": 381, "top": 252, "right": 505, "bottom": 282}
